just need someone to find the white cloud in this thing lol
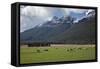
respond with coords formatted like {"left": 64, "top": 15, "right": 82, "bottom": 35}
{"left": 20, "top": 6, "right": 52, "bottom": 32}
{"left": 85, "top": 9, "right": 94, "bottom": 15}
{"left": 69, "top": 8, "right": 87, "bottom": 14}
{"left": 20, "top": 6, "right": 69, "bottom": 32}
{"left": 20, "top": 6, "right": 91, "bottom": 32}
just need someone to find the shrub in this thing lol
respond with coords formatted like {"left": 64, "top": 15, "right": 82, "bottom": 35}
{"left": 78, "top": 48, "right": 82, "bottom": 50}
{"left": 44, "top": 49, "right": 48, "bottom": 51}
{"left": 36, "top": 49, "right": 41, "bottom": 53}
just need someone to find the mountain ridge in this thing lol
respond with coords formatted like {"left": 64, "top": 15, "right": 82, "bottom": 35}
{"left": 20, "top": 11, "right": 95, "bottom": 44}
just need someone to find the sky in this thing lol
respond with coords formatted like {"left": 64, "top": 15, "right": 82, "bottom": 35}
{"left": 20, "top": 5, "right": 94, "bottom": 32}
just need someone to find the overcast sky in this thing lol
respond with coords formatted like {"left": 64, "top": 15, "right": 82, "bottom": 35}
{"left": 20, "top": 5, "right": 94, "bottom": 32}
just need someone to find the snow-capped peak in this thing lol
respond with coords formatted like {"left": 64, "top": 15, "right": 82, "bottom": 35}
{"left": 86, "top": 10, "right": 95, "bottom": 17}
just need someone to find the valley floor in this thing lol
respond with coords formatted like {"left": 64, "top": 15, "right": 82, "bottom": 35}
{"left": 20, "top": 44, "right": 96, "bottom": 64}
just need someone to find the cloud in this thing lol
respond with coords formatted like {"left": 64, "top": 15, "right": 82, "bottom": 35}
{"left": 20, "top": 6, "right": 51, "bottom": 32}
{"left": 20, "top": 6, "right": 70, "bottom": 32}
{"left": 20, "top": 6, "right": 92, "bottom": 32}
{"left": 69, "top": 8, "right": 87, "bottom": 14}
{"left": 85, "top": 9, "right": 95, "bottom": 15}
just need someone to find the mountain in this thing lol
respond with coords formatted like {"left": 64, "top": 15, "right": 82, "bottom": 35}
{"left": 50, "top": 17, "right": 95, "bottom": 44}
{"left": 20, "top": 11, "right": 96, "bottom": 44}
{"left": 86, "top": 10, "right": 95, "bottom": 17}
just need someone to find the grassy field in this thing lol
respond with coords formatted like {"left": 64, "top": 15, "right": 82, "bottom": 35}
{"left": 20, "top": 44, "right": 95, "bottom": 64}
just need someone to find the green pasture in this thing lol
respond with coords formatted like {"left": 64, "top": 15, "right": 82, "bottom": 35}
{"left": 20, "top": 44, "right": 95, "bottom": 64}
